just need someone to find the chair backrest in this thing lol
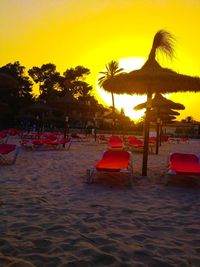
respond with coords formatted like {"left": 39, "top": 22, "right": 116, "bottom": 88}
{"left": 128, "top": 137, "right": 143, "bottom": 145}
{"left": 0, "top": 131, "right": 7, "bottom": 139}
{"left": 180, "top": 137, "right": 189, "bottom": 142}
{"left": 170, "top": 153, "right": 199, "bottom": 164}
{"left": 149, "top": 137, "right": 157, "bottom": 143}
{"left": 103, "top": 150, "right": 130, "bottom": 160}
{"left": 0, "top": 143, "right": 16, "bottom": 155}
{"left": 108, "top": 136, "right": 123, "bottom": 145}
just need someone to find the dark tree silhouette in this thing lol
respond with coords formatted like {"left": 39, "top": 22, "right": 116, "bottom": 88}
{"left": 63, "top": 66, "right": 91, "bottom": 98}
{"left": 0, "top": 61, "right": 33, "bottom": 114}
{"left": 28, "top": 63, "right": 63, "bottom": 102}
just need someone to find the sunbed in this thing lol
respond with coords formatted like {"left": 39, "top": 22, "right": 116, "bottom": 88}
{"left": 0, "top": 131, "right": 8, "bottom": 143}
{"left": 108, "top": 135, "right": 125, "bottom": 149}
{"left": 167, "top": 152, "right": 200, "bottom": 184}
{"left": 20, "top": 138, "right": 72, "bottom": 151}
{"left": 0, "top": 143, "right": 20, "bottom": 165}
{"left": 127, "top": 136, "right": 144, "bottom": 151}
{"left": 86, "top": 150, "right": 133, "bottom": 186}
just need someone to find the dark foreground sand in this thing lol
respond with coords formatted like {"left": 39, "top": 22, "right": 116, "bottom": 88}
{"left": 0, "top": 138, "right": 200, "bottom": 266}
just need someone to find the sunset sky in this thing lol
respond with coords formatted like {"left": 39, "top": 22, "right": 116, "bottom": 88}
{"left": 1, "top": 0, "right": 200, "bottom": 121}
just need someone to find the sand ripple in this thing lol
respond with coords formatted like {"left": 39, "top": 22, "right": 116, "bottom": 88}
{"left": 0, "top": 139, "right": 200, "bottom": 266}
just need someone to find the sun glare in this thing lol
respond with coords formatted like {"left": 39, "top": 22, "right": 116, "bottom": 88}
{"left": 96, "top": 57, "right": 147, "bottom": 121}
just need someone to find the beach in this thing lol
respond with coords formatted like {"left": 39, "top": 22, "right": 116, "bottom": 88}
{"left": 1, "top": 137, "right": 200, "bottom": 266}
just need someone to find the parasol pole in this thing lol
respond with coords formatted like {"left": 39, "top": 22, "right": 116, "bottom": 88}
{"left": 156, "top": 117, "right": 160, "bottom": 154}
{"left": 111, "top": 92, "right": 116, "bottom": 135}
{"left": 155, "top": 107, "right": 160, "bottom": 154}
{"left": 159, "top": 120, "right": 163, "bottom": 146}
{"left": 142, "top": 90, "right": 152, "bottom": 176}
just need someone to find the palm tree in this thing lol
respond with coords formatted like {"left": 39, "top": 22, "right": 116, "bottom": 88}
{"left": 98, "top": 60, "right": 124, "bottom": 130}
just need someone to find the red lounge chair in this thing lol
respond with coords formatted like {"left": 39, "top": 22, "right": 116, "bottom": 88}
{"left": 20, "top": 138, "right": 72, "bottom": 151}
{"left": 149, "top": 137, "right": 157, "bottom": 143}
{"left": 0, "top": 131, "right": 8, "bottom": 143}
{"left": 167, "top": 152, "right": 200, "bottom": 184}
{"left": 0, "top": 143, "right": 20, "bottom": 165}
{"left": 128, "top": 137, "right": 144, "bottom": 150}
{"left": 168, "top": 153, "right": 200, "bottom": 175}
{"left": 108, "top": 135, "right": 124, "bottom": 149}
{"left": 98, "top": 134, "right": 108, "bottom": 144}
{"left": 180, "top": 137, "right": 189, "bottom": 143}
{"left": 86, "top": 150, "right": 133, "bottom": 185}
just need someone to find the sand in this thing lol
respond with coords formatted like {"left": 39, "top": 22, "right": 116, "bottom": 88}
{"left": 0, "top": 137, "right": 200, "bottom": 266}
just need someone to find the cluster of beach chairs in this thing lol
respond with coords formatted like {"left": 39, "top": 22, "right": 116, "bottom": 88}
{"left": 87, "top": 134, "right": 200, "bottom": 186}
{"left": 1, "top": 128, "right": 199, "bottom": 187}
{"left": 0, "top": 129, "right": 96, "bottom": 164}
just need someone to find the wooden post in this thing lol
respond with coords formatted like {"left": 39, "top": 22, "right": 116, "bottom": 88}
{"left": 111, "top": 92, "right": 115, "bottom": 135}
{"left": 63, "top": 115, "right": 69, "bottom": 148}
{"left": 159, "top": 121, "right": 163, "bottom": 146}
{"left": 142, "top": 91, "right": 152, "bottom": 176}
{"left": 156, "top": 117, "right": 160, "bottom": 155}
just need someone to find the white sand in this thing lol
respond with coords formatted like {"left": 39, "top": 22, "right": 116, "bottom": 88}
{"left": 0, "top": 137, "right": 200, "bottom": 266}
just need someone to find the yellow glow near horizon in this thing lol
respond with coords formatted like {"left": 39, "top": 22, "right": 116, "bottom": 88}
{"left": 0, "top": 0, "right": 200, "bottom": 121}
{"left": 96, "top": 57, "right": 147, "bottom": 121}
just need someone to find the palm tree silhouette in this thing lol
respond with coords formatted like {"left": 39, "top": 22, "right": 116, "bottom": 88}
{"left": 98, "top": 60, "right": 124, "bottom": 130}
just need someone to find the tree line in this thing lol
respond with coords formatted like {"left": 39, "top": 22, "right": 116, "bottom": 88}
{"left": 0, "top": 61, "right": 135, "bottom": 132}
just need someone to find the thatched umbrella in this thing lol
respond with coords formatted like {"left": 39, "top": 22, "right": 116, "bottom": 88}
{"left": 102, "top": 30, "right": 200, "bottom": 176}
{"left": 49, "top": 94, "right": 87, "bottom": 138}
{"left": 22, "top": 102, "right": 53, "bottom": 134}
{"left": 24, "top": 102, "right": 52, "bottom": 114}
{"left": 134, "top": 93, "right": 184, "bottom": 154}
{"left": 103, "top": 111, "right": 122, "bottom": 120}
{"left": 134, "top": 93, "right": 185, "bottom": 111}
{"left": 145, "top": 108, "right": 179, "bottom": 153}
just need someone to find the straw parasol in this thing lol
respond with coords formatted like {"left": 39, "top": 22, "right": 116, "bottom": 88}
{"left": 134, "top": 93, "right": 184, "bottom": 154}
{"left": 102, "top": 30, "right": 200, "bottom": 176}
{"left": 22, "top": 102, "right": 53, "bottom": 134}
{"left": 150, "top": 111, "right": 177, "bottom": 123}
{"left": 134, "top": 93, "right": 185, "bottom": 111}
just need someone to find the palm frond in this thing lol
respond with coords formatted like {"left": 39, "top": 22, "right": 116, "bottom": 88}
{"left": 98, "top": 60, "right": 124, "bottom": 88}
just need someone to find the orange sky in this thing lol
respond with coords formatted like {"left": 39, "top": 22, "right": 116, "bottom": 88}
{"left": 1, "top": 0, "right": 200, "bottom": 121}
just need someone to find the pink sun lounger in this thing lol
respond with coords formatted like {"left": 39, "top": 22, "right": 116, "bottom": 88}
{"left": 108, "top": 135, "right": 125, "bottom": 149}
{"left": 167, "top": 152, "right": 200, "bottom": 185}
{"left": 86, "top": 150, "right": 133, "bottom": 186}
{"left": 20, "top": 138, "right": 71, "bottom": 151}
{"left": 0, "top": 143, "right": 20, "bottom": 165}
{"left": 168, "top": 153, "right": 200, "bottom": 175}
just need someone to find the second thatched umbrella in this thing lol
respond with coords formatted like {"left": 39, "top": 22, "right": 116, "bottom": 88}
{"left": 134, "top": 93, "right": 185, "bottom": 154}
{"left": 134, "top": 93, "right": 185, "bottom": 111}
{"left": 102, "top": 30, "right": 200, "bottom": 176}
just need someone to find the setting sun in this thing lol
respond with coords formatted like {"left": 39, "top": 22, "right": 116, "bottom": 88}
{"left": 96, "top": 57, "right": 147, "bottom": 121}
{"left": 1, "top": 1, "right": 200, "bottom": 121}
